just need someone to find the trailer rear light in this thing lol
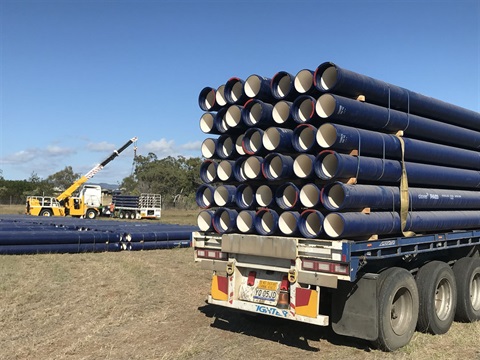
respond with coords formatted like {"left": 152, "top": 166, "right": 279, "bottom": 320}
{"left": 247, "top": 271, "right": 256, "bottom": 286}
{"left": 301, "top": 259, "right": 349, "bottom": 275}
{"left": 196, "top": 249, "right": 227, "bottom": 260}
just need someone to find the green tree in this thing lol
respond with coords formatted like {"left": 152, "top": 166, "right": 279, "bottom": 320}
{"left": 46, "top": 166, "right": 81, "bottom": 192}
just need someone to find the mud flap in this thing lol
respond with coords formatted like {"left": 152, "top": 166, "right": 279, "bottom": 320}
{"left": 331, "top": 273, "right": 378, "bottom": 341}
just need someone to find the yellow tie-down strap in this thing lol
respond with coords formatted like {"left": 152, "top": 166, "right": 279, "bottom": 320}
{"left": 396, "top": 135, "right": 415, "bottom": 237}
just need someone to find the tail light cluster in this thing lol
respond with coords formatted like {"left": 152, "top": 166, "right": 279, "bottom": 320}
{"left": 196, "top": 249, "right": 227, "bottom": 260}
{"left": 301, "top": 258, "right": 349, "bottom": 275}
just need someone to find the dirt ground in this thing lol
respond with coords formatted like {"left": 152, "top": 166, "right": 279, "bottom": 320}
{"left": 0, "top": 210, "right": 479, "bottom": 359}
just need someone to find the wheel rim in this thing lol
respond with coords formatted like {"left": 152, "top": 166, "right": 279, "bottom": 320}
{"left": 471, "top": 271, "right": 480, "bottom": 312}
{"left": 435, "top": 278, "right": 453, "bottom": 321}
{"left": 390, "top": 287, "right": 414, "bottom": 336}
{"left": 42, "top": 212, "right": 51, "bottom": 216}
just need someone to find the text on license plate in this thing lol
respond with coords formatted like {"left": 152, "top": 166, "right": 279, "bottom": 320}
{"left": 253, "top": 280, "right": 278, "bottom": 302}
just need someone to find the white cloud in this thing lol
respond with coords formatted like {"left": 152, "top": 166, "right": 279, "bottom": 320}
{"left": 179, "top": 141, "right": 202, "bottom": 151}
{"left": 87, "top": 141, "right": 116, "bottom": 152}
{"left": 144, "top": 138, "right": 176, "bottom": 155}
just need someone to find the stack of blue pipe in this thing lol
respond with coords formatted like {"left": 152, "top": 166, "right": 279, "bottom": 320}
{"left": 0, "top": 215, "right": 196, "bottom": 254}
{"left": 196, "top": 62, "right": 480, "bottom": 240}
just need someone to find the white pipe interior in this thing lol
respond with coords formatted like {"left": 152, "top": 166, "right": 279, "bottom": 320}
{"left": 298, "top": 127, "right": 315, "bottom": 150}
{"left": 316, "top": 94, "right": 336, "bottom": 118}
{"left": 239, "top": 186, "right": 254, "bottom": 207}
{"left": 294, "top": 69, "right": 313, "bottom": 94}
{"left": 217, "top": 161, "right": 232, "bottom": 181}
{"left": 260, "top": 211, "right": 275, "bottom": 233}
{"left": 299, "top": 183, "right": 320, "bottom": 208}
{"left": 279, "top": 212, "right": 297, "bottom": 235}
{"left": 323, "top": 213, "right": 344, "bottom": 238}
{"left": 201, "top": 187, "right": 213, "bottom": 207}
{"left": 237, "top": 211, "right": 254, "bottom": 233}
{"left": 218, "top": 136, "right": 234, "bottom": 158}
{"left": 235, "top": 135, "right": 245, "bottom": 155}
{"left": 214, "top": 186, "right": 230, "bottom": 206}
{"left": 267, "top": 156, "right": 282, "bottom": 179}
{"left": 317, "top": 123, "right": 337, "bottom": 148}
{"left": 197, "top": 211, "right": 213, "bottom": 231}
{"left": 244, "top": 156, "right": 262, "bottom": 179}
{"left": 304, "top": 212, "right": 322, "bottom": 236}
{"left": 320, "top": 65, "right": 338, "bottom": 91}
{"left": 199, "top": 113, "right": 215, "bottom": 133}
{"left": 205, "top": 162, "right": 217, "bottom": 182}
{"left": 204, "top": 90, "right": 216, "bottom": 110}
{"left": 216, "top": 85, "right": 227, "bottom": 106}
{"left": 298, "top": 99, "right": 314, "bottom": 122}
{"left": 326, "top": 183, "right": 344, "bottom": 210}
{"left": 272, "top": 101, "right": 291, "bottom": 124}
{"left": 201, "top": 138, "right": 216, "bottom": 158}
{"left": 256, "top": 185, "right": 273, "bottom": 207}
{"left": 245, "top": 75, "right": 261, "bottom": 98}
{"left": 231, "top": 81, "right": 243, "bottom": 102}
{"left": 225, "top": 105, "right": 242, "bottom": 128}
{"left": 293, "top": 154, "right": 313, "bottom": 178}
{"left": 276, "top": 74, "right": 291, "bottom": 98}
{"left": 247, "top": 131, "right": 262, "bottom": 153}
{"left": 321, "top": 154, "right": 338, "bottom": 179}
{"left": 263, "top": 128, "right": 280, "bottom": 150}
{"left": 282, "top": 185, "right": 297, "bottom": 208}
{"left": 248, "top": 102, "right": 263, "bottom": 125}
{"left": 218, "top": 210, "right": 232, "bottom": 232}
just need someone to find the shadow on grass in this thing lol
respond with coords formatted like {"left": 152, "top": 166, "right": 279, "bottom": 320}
{"left": 198, "top": 303, "right": 372, "bottom": 353}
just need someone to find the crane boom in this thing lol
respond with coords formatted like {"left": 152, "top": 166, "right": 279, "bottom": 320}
{"left": 56, "top": 137, "right": 138, "bottom": 202}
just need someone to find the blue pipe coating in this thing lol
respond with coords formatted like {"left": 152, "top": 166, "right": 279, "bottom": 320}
{"left": 0, "top": 242, "right": 121, "bottom": 255}
{"left": 235, "top": 184, "right": 256, "bottom": 209}
{"left": 316, "top": 93, "right": 480, "bottom": 150}
{"left": 299, "top": 209, "right": 325, "bottom": 238}
{"left": 242, "top": 128, "right": 265, "bottom": 155}
{"left": 214, "top": 185, "right": 237, "bottom": 207}
{"left": 291, "top": 95, "right": 318, "bottom": 124}
{"left": 199, "top": 113, "right": 222, "bottom": 135}
{"left": 233, "top": 156, "right": 248, "bottom": 182}
{"left": 294, "top": 69, "right": 321, "bottom": 97}
{"left": 254, "top": 208, "right": 279, "bottom": 236}
{"left": 262, "top": 153, "right": 294, "bottom": 180}
{"left": 275, "top": 182, "right": 301, "bottom": 210}
{"left": 314, "top": 62, "right": 480, "bottom": 131}
{"left": 195, "top": 184, "right": 216, "bottom": 209}
{"left": 198, "top": 86, "right": 221, "bottom": 112}
{"left": 242, "top": 99, "right": 275, "bottom": 128}
{"left": 199, "top": 160, "right": 218, "bottom": 183}
{"left": 293, "top": 124, "right": 320, "bottom": 153}
{"left": 271, "top": 71, "right": 299, "bottom": 101}
{"left": 0, "top": 231, "right": 120, "bottom": 245}
{"left": 278, "top": 211, "right": 301, "bottom": 236}
{"left": 224, "top": 77, "right": 248, "bottom": 105}
{"left": 262, "top": 127, "right": 294, "bottom": 153}
{"left": 244, "top": 74, "right": 274, "bottom": 102}
{"left": 216, "top": 134, "right": 238, "bottom": 160}
{"left": 213, "top": 208, "right": 238, "bottom": 234}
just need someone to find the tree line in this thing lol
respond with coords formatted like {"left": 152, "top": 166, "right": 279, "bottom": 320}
{"left": 0, "top": 155, "right": 203, "bottom": 208}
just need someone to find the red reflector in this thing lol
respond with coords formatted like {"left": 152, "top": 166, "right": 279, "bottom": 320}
{"left": 280, "top": 275, "right": 289, "bottom": 291}
{"left": 247, "top": 271, "right": 256, "bottom": 286}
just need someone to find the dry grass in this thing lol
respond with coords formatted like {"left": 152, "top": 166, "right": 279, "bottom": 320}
{"left": 0, "top": 207, "right": 479, "bottom": 359}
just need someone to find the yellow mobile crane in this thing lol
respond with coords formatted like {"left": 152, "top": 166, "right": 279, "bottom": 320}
{"left": 26, "top": 137, "right": 138, "bottom": 219}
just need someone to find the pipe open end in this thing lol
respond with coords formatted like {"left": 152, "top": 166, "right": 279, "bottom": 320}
{"left": 216, "top": 85, "right": 227, "bottom": 106}
{"left": 244, "top": 156, "right": 262, "bottom": 179}
{"left": 316, "top": 94, "right": 336, "bottom": 118}
{"left": 214, "top": 186, "right": 229, "bottom": 206}
{"left": 317, "top": 64, "right": 338, "bottom": 91}
{"left": 217, "top": 161, "right": 232, "bottom": 181}
{"left": 255, "top": 185, "right": 273, "bottom": 207}
{"left": 279, "top": 212, "right": 298, "bottom": 235}
{"left": 237, "top": 186, "right": 254, "bottom": 208}
{"left": 302, "top": 211, "right": 323, "bottom": 237}
{"left": 317, "top": 123, "right": 337, "bottom": 148}
{"left": 199, "top": 87, "right": 216, "bottom": 111}
{"left": 244, "top": 130, "right": 263, "bottom": 154}
{"left": 280, "top": 184, "right": 298, "bottom": 208}
{"left": 225, "top": 105, "right": 242, "bottom": 128}
{"left": 235, "top": 135, "right": 245, "bottom": 155}
{"left": 294, "top": 69, "right": 314, "bottom": 94}
{"left": 245, "top": 75, "right": 261, "bottom": 98}
{"left": 272, "top": 101, "right": 291, "bottom": 124}
{"left": 200, "top": 113, "right": 215, "bottom": 134}
{"left": 300, "top": 184, "right": 320, "bottom": 208}
{"left": 293, "top": 154, "right": 313, "bottom": 178}
{"left": 266, "top": 155, "right": 282, "bottom": 179}
{"left": 237, "top": 211, "right": 254, "bottom": 232}
{"left": 197, "top": 211, "right": 213, "bottom": 231}
{"left": 258, "top": 211, "right": 276, "bottom": 234}
{"left": 201, "top": 138, "right": 216, "bottom": 158}
{"left": 323, "top": 213, "right": 344, "bottom": 238}
{"left": 217, "top": 136, "right": 234, "bottom": 158}
{"left": 320, "top": 153, "right": 339, "bottom": 179}
{"left": 246, "top": 102, "right": 263, "bottom": 126}
{"left": 325, "top": 183, "right": 345, "bottom": 210}
{"left": 202, "top": 162, "right": 217, "bottom": 183}
{"left": 295, "top": 98, "right": 315, "bottom": 123}
{"left": 263, "top": 128, "right": 280, "bottom": 150}
{"left": 296, "top": 126, "right": 315, "bottom": 151}
{"left": 272, "top": 72, "right": 293, "bottom": 99}
{"left": 216, "top": 210, "right": 233, "bottom": 232}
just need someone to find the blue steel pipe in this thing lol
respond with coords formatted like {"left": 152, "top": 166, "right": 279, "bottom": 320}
{"left": 201, "top": 138, "right": 217, "bottom": 159}
{"left": 292, "top": 95, "right": 319, "bottom": 123}
{"left": 198, "top": 86, "right": 221, "bottom": 112}
{"left": 271, "top": 71, "right": 299, "bottom": 101}
{"left": 215, "top": 84, "right": 228, "bottom": 107}
{"left": 262, "top": 153, "right": 294, "bottom": 180}
{"left": 235, "top": 184, "right": 256, "bottom": 209}
{"left": 127, "top": 240, "right": 191, "bottom": 251}
{"left": 293, "top": 124, "right": 321, "bottom": 153}
{"left": 293, "top": 154, "right": 317, "bottom": 179}
{"left": 236, "top": 210, "right": 257, "bottom": 233}
{"left": 196, "top": 184, "right": 215, "bottom": 209}
{"left": 126, "top": 230, "right": 196, "bottom": 242}
{"left": 214, "top": 185, "right": 237, "bottom": 207}
{"left": 197, "top": 210, "right": 215, "bottom": 232}
{"left": 0, "top": 231, "right": 120, "bottom": 245}
{"left": 322, "top": 182, "right": 480, "bottom": 211}
{"left": 200, "top": 113, "right": 222, "bottom": 135}
{"left": 242, "top": 156, "right": 264, "bottom": 180}
{"left": 262, "top": 127, "right": 294, "bottom": 153}
{"left": 214, "top": 107, "right": 230, "bottom": 134}
{"left": 315, "top": 150, "right": 480, "bottom": 189}
{"left": 299, "top": 183, "right": 323, "bottom": 208}
{"left": 254, "top": 208, "right": 279, "bottom": 236}
{"left": 225, "top": 105, "right": 247, "bottom": 131}
{"left": 317, "top": 123, "right": 480, "bottom": 170}
{"left": 224, "top": 77, "right": 248, "bottom": 105}
{"left": 242, "top": 128, "right": 266, "bottom": 155}
{"left": 255, "top": 184, "right": 277, "bottom": 208}
{"left": 0, "top": 242, "right": 121, "bottom": 255}
{"left": 275, "top": 182, "right": 301, "bottom": 210}
{"left": 244, "top": 75, "right": 274, "bottom": 102}
{"left": 316, "top": 94, "right": 480, "bottom": 150}
{"left": 216, "top": 134, "right": 238, "bottom": 159}
{"left": 324, "top": 211, "right": 480, "bottom": 239}
{"left": 279, "top": 211, "right": 301, "bottom": 236}
{"left": 217, "top": 160, "right": 236, "bottom": 182}
{"left": 272, "top": 101, "right": 297, "bottom": 129}
{"left": 233, "top": 156, "right": 248, "bottom": 182}
{"left": 242, "top": 99, "right": 275, "bottom": 128}
{"left": 294, "top": 69, "right": 321, "bottom": 97}
{"left": 314, "top": 62, "right": 480, "bottom": 131}
{"left": 299, "top": 209, "right": 325, "bottom": 238}
{"left": 199, "top": 160, "right": 218, "bottom": 183}
{"left": 213, "top": 208, "right": 238, "bottom": 234}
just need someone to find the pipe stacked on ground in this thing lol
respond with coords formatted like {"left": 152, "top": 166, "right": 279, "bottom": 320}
{"left": 197, "top": 62, "right": 480, "bottom": 239}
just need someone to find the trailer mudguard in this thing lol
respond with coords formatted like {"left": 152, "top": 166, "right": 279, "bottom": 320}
{"left": 331, "top": 273, "right": 378, "bottom": 341}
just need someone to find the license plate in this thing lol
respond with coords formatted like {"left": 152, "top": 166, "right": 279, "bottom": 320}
{"left": 253, "top": 280, "right": 279, "bottom": 303}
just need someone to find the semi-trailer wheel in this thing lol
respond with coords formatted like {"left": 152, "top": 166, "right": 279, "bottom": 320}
{"left": 85, "top": 209, "right": 97, "bottom": 219}
{"left": 373, "top": 267, "right": 419, "bottom": 352}
{"left": 118, "top": 211, "right": 125, "bottom": 219}
{"left": 40, "top": 209, "right": 53, "bottom": 216}
{"left": 415, "top": 261, "right": 457, "bottom": 334}
{"left": 129, "top": 212, "right": 136, "bottom": 220}
{"left": 453, "top": 257, "right": 480, "bottom": 322}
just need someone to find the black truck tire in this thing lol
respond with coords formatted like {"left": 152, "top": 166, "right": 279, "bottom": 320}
{"left": 373, "top": 267, "right": 419, "bottom": 352}
{"left": 453, "top": 257, "right": 480, "bottom": 322}
{"left": 40, "top": 209, "right": 53, "bottom": 216}
{"left": 85, "top": 209, "right": 97, "bottom": 219}
{"left": 416, "top": 261, "right": 457, "bottom": 334}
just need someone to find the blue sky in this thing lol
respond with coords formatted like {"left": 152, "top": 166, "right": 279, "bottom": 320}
{"left": 0, "top": 0, "right": 478, "bottom": 184}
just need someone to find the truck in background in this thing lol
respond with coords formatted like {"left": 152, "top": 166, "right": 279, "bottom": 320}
{"left": 26, "top": 137, "right": 137, "bottom": 219}
{"left": 107, "top": 192, "right": 162, "bottom": 220}
{"left": 193, "top": 230, "right": 480, "bottom": 351}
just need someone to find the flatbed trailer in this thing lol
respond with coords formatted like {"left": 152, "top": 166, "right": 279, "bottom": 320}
{"left": 193, "top": 230, "right": 480, "bottom": 351}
